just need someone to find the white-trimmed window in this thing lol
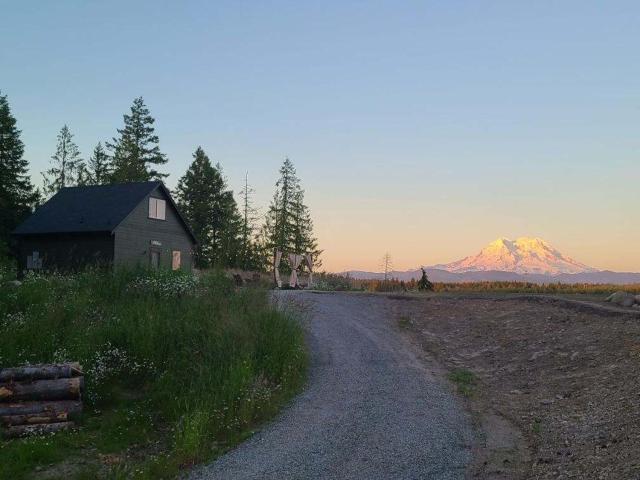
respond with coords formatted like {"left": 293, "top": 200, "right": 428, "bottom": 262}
{"left": 148, "top": 197, "right": 166, "bottom": 220}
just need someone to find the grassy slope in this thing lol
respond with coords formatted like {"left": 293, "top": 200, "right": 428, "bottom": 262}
{"left": 0, "top": 269, "right": 307, "bottom": 479}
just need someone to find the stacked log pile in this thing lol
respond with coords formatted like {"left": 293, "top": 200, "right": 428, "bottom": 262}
{"left": 0, "top": 363, "right": 83, "bottom": 439}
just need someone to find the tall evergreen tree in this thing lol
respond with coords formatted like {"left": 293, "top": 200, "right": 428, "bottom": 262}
{"left": 85, "top": 142, "right": 112, "bottom": 185}
{"left": 174, "top": 147, "right": 240, "bottom": 268}
{"left": 264, "top": 158, "right": 320, "bottom": 270}
{"left": 0, "top": 91, "right": 38, "bottom": 249}
{"left": 107, "top": 97, "right": 167, "bottom": 183}
{"left": 253, "top": 221, "right": 274, "bottom": 272}
{"left": 265, "top": 158, "right": 299, "bottom": 258}
{"left": 42, "top": 125, "right": 85, "bottom": 196}
{"left": 292, "top": 188, "right": 322, "bottom": 267}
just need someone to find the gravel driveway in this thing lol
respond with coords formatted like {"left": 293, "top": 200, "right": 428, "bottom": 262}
{"left": 189, "top": 292, "right": 474, "bottom": 480}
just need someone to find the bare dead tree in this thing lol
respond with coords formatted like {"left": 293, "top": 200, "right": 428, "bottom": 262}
{"left": 239, "top": 171, "right": 259, "bottom": 270}
{"left": 381, "top": 252, "right": 393, "bottom": 282}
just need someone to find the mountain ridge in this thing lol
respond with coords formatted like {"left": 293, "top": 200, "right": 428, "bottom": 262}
{"left": 341, "top": 237, "right": 640, "bottom": 284}
{"left": 432, "top": 237, "right": 596, "bottom": 275}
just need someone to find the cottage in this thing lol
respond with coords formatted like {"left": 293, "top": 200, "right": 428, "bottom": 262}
{"left": 12, "top": 181, "right": 197, "bottom": 274}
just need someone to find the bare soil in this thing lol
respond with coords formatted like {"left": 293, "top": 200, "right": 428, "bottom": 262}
{"left": 387, "top": 294, "right": 640, "bottom": 480}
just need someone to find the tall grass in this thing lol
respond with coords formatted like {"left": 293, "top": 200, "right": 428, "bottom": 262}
{"left": 0, "top": 268, "right": 307, "bottom": 478}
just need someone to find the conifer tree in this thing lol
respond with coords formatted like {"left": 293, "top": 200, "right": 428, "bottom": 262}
{"left": 417, "top": 267, "right": 434, "bottom": 291}
{"left": 219, "top": 192, "right": 242, "bottom": 267}
{"left": 42, "top": 125, "right": 85, "bottom": 196}
{"left": 175, "top": 147, "right": 240, "bottom": 267}
{"left": 0, "top": 91, "right": 38, "bottom": 249}
{"left": 108, "top": 97, "right": 167, "bottom": 183}
{"left": 265, "top": 158, "right": 299, "bottom": 258}
{"left": 253, "top": 222, "right": 274, "bottom": 272}
{"left": 264, "top": 158, "right": 320, "bottom": 270}
{"left": 85, "top": 142, "right": 112, "bottom": 185}
{"left": 292, "top": 188, "right": 322, "bottom": 267}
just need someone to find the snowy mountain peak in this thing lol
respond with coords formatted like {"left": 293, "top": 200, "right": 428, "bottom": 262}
{"left": 433, "top": 237, "right": 596, "bottom": 275}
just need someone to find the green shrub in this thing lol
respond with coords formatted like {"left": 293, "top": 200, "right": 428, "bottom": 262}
{"left": 448, "top": 368, "right": 476, "bottom": 397}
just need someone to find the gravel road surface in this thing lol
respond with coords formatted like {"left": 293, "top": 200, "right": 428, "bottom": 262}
{"left": 189, "top": 292, "right": 473, "bottom": 480}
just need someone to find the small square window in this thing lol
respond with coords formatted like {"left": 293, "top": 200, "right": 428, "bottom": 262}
{"left": 149, "top": 198, "right": 166, "bottom": 220}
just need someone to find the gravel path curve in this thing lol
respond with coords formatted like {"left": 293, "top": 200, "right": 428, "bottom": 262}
{"left": 189, "top": 292, "right": 474, "bottom": 480}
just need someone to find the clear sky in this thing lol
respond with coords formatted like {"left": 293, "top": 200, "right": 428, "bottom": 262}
{"left": 2, "top": 1, "right": 639, "bottom": 272}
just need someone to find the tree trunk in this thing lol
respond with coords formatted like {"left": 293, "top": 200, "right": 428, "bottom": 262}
{"left": 0, "top": 400, "right": 82, "bottom": 417}
{"left": 0, "top": 363, "right": 82, "bottom": 382}
{"left": 1, "top": 421, "right": 73, "bottom": 439}
{"left": 1, "top": 411, "right": 69, "bottom": 426}
{"left": 0, "top": 377, "right": 83, "bottom": 402}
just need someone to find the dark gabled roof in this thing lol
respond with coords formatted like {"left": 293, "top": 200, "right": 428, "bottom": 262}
{"left": 12, "top": 181, "right": 197, "bottom": 243}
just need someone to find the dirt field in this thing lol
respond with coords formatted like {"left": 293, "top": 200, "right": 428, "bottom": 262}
{"left": 387, "top": 294, "right": 640, "bottom": 480}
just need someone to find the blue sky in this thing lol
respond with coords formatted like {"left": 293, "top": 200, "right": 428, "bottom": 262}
{"left": 2, "top": 1, "right": 639, "bottom": 271}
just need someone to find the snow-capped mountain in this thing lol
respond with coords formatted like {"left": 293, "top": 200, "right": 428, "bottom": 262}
{"left": 342, "top": 237, "right": 640, "bottom": 284}
{"left": 433, "top": 237, "right": 596, "bottom": 275}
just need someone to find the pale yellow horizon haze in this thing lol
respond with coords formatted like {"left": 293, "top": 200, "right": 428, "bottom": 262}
{"left": 316, "top": 225, "right": 640, "bottom": 274}
{"left": 307, "top": 158, "right": 640, "bottom": 274}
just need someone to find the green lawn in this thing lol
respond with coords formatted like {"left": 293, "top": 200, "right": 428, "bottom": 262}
{"left": 0, "top": 268, "right": 307, "bottom": 479}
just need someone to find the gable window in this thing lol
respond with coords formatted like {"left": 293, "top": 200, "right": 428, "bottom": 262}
{"left": 148, "top": 197, "right": 166, "bottom": 220}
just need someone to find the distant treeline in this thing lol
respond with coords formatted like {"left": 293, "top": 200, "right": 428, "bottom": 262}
{"left": 0, "top": 92, "right": 320, "bottom": 271}
{"left": 314, "top": 273, "right": 640, "bottom": 295}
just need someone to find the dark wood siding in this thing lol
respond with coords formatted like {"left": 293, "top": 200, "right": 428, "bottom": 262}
{"left": 113, "top": 186, "right": 195, "bottom": 271}
{"left": 16, "top": 233, "right": 114, "bottom": 273}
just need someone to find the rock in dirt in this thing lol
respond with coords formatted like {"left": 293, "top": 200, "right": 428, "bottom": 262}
{"left": 605, "top": 291, "right": 637, "bottom": 307}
